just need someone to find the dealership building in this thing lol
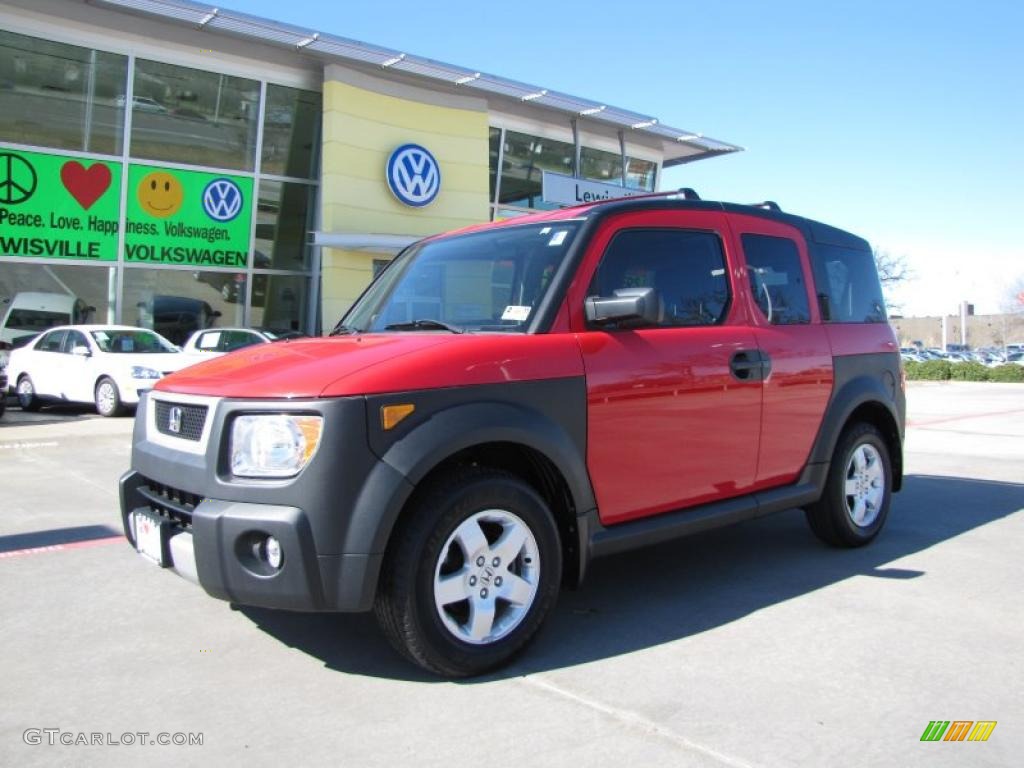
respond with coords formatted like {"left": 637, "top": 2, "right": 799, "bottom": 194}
{"left": 0, "top": 0, "right": 740, "bottom": 341}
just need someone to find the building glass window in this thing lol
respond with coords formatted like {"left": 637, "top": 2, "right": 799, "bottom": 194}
{"left": 626, "top": 157, "right": 656, "bottom": 191}
{"left": 498, "top": 130, "right": 573, "bottom": 210}
{"left": 0, "top": 30, "right": 127, "bottom": 155}
{"left": 0, "top": 263, "right": 115, "bottom": 348}
{"left": 122, "top": 267, "right": 244, "bottom": 346}
{"left": 130, "top": 59, "right": 260, "bottom": 171}
{"left": 488, "top": 127, "right": 501, "bottom": 202}
{"left": 580, "top": 146, "right": 622, "bottom": 185}
{"left": 261, "top": 84, "right": 321, "bottom": 179}
{"left": 250, "top": 273, "right": 309, "bottom": 334}
{"left": 254, "top": 180, "right": 316, "bottom": 271}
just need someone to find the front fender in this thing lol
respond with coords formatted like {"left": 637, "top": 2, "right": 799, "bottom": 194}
{"left": 343, "top": 379, "right": 595, "bottom": 556}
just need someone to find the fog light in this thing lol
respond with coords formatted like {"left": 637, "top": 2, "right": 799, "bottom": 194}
{"left": 264, "top": 536, "right": 283, "bottom": 570}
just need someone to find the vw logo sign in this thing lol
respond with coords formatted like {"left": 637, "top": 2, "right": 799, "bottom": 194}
{"left": 202, "top": 178, "right": 243, "bottom": 222}
{"left": 386, "top": 144, "right": 440, "bottom": 207}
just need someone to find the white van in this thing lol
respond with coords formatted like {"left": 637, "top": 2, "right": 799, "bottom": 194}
{"left": 1, "top": 292, "right": 94, "bottom": 348}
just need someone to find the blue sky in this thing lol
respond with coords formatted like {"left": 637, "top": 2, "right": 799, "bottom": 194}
{"left": 242, "top": 0, "right": 1023, "bottom": 316}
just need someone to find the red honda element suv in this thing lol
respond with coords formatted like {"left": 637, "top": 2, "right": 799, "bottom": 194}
{"left": 120, "top": 193, "right": 904, "bottom": 676}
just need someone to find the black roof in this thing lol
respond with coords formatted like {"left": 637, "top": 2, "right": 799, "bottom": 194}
{"left": 575, "top": 194, "right": 870, "bottom": 252}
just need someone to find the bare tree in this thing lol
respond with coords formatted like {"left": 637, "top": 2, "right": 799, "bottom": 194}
{"left": 873, "top": 249, "right": 911, "bottom": 287}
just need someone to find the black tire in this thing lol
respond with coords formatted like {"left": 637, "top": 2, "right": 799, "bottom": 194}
{"left": 374, "top": 467, "right": 562, "bottom": 678}
{"left": 805, "top": 422, "right": 892, "bottom": 547}
{"left": 94, "top": 376, "right": 124, "bottom": 417}
{"left": 16, "top": 375, "right": 40, "bottom": 411}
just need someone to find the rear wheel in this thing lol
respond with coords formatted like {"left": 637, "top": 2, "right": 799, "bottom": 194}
{"left": 375, "top": 468, "right": 562, "bottom": 677}
{"left": 95, "top": 377, "right": 124, "bottom": 417}
{"left": 17, "top": 375, "right": 40, "bottom": 411}
{"left": 805, "top": 422, "right": 892, "bottom": 547}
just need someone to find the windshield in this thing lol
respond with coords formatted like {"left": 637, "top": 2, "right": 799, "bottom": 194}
{"left": 4, "top": 309, "right": 70, "bottom": 333}
{"left": 90, "top": 329, "right": 177, "bottom": 354}
{"left": 342, "top": 222, "right": 582, "bottom": 333}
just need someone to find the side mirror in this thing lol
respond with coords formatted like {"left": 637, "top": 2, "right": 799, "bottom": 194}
{"left": 585, "top": 287, "right": 660, "bottom": 327}
{"left": 72, "top": 346, "right": 91, "bottom": 357}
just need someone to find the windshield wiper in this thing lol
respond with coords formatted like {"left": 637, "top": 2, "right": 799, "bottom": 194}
{"left": 329, "top": 324, "right": 361, "bottom": 336}
{"left": 384, "top": 319, "right": 465, "bottom": 334}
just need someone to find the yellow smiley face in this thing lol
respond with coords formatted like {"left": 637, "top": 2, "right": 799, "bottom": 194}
{"left": 137, "top": 171, "right": 183, "bottom": 218}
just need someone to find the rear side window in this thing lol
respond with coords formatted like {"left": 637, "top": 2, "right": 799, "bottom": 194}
{"left": 220, "top": 331, "right": 262, "bottom": 352}
{"left": 38, "top": 330, "right": 66, "bottom": 352}
{"left": 742, "top": 234, "right": 811, "bottom": 324}
{"left": 811, "top": 244, "right": 887, "bottom": 323}
{"left": 591, "top": 229, "right": 730, "bottom": 327}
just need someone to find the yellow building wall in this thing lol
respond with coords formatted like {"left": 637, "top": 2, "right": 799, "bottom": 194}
{"left": 319, "top": 73, "right": 491, "bottom": 328}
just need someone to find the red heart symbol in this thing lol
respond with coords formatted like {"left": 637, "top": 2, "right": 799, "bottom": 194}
{"left": 60, "top": 161, "right": 112, "bottom": 211}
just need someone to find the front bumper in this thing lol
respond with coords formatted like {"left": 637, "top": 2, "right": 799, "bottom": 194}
{"left": 120, "top": 470, "right": 382, "bottom": 611}
{"left": 118, "top": 392, "right": 399, "bottom": 613}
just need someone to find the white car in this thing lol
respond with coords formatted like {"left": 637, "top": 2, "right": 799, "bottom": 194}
{"left": 7, "top": 325, "right": 193, "bottom": 417}
{"left": 180, "top": 327, "right": 304, "bottom": 363}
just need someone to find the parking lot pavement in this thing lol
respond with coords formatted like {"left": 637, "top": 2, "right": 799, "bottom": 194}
{"left": 1, "top": 382, "right": 1021, "bottom": 767}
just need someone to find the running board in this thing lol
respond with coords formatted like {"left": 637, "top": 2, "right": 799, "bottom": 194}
{"left": 584, "top": 464, "right": 826, "bottom": 560}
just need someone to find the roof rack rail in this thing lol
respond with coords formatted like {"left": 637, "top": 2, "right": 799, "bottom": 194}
{"left": 593, "top": 187, "right": 701, "bottom": 205}
{"left": 749, "top": 200, "right": 781, "bottom": 211}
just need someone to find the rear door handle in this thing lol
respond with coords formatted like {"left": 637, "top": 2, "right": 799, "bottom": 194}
{"left": 730, "top": 350, "right": 771, "bottom": 382}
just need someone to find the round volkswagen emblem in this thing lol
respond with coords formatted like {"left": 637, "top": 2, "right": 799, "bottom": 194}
{"left": 386, "top": 144, "right": 441, "bottom": 207}
{"left": 202, "top": 178, "right": 243, "bottom": 222}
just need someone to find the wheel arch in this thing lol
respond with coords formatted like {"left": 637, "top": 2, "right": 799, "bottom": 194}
{"left": 345, "top": 401, "right": 596, "bottom": 590}
{"left": 809, "top": 375, "right": 904, "bottom": 492}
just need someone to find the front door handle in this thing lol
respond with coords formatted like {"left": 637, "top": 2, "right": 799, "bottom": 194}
{"left": 730, "top": 350, "right": 771, "bottom": 382}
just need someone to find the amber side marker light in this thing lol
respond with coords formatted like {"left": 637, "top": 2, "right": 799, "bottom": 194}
{"left": 382, "top": 404, "right": 415, "bottom": 431}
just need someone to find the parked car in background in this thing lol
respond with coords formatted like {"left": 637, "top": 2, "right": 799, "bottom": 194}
{"left": 7, "top": 325, "right": 193, "bottom": 416}
{"left": 115, "top": 94, "right": 167, "bottom": 112}
{"left": 180, "top": 327, "right": 307, "bottom": 362}
{"left": 1, "top": 292, "right": 94, "bottom": 349}
{"left": 192, "top": 252, "right": 271, "bottom": 303}
{"left": 0, "top": 360, "right": 7, "bottom": 419}
{"left": 1006, "top": 352, "right": 1024, "bottom": 366}
{"left": 136, "top": 295, "right": 221, "bottom": 347}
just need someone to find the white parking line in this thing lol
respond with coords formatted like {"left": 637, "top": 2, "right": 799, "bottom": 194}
{"left": 0, "top": 441, "right": 59, "bottom": 450}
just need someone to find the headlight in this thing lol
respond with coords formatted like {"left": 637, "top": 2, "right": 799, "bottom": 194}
{"left": 230, "top": 414, "right": 323, "bottom": 478}
{"left": 131, "top": 366, "right": 162, "bottom": 379}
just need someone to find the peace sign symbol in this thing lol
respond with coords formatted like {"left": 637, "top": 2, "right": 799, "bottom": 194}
{"left": 0, "top": 152, "right": 38, "bottom": 205}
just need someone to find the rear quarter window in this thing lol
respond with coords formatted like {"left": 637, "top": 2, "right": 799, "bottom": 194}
{"left": 811, "top": 244, "right": 887, "bottom": 323}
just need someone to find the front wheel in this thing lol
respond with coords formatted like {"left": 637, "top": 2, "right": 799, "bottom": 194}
{"left": 95, "top": 377, "right": 124, "bottom": 417}
{"left": 375, "top": 468, "right": 562, "bottom": 677}
{"left": 805, "top": 422, "right": 892, "bottom": 547}
{"left": 17, "top": 375, "right": 40, "bottom": 411}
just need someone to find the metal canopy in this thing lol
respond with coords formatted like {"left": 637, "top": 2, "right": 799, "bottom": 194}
{"left": 87, "top": 0, "right": 743, "bottom": 166}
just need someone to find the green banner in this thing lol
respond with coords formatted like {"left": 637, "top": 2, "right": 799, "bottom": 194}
{"left": 0, "top": 147, "right": 121, "bottom": 261}
{"left": 125, "top": 164, "right": 253, "bottom": 268}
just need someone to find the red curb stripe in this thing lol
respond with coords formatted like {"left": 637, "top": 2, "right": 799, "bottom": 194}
{"left": 0, "top": 536, "right": 123, "bottom": 559}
